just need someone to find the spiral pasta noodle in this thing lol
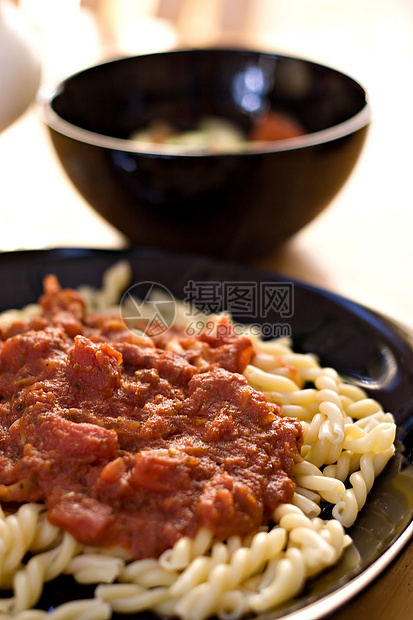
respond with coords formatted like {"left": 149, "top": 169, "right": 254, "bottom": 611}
{"left": 0, "top": 505, "right": 81, "bottom": 617}
{"left": 0, "top": 263, "right": 397, "bottom": 619}
{"left": 246, "top": 332, "right": 396, "bottom": 528}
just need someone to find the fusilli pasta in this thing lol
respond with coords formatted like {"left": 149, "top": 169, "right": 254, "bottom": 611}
{"left": 0, "top": 263, "right": 397, "bottom": 619}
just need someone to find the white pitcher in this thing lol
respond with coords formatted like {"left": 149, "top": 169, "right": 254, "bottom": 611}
{"left": 0, "top": 0, "right": 41, "bottom": 132}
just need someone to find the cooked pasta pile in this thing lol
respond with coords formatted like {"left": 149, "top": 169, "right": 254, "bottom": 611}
{"left": 0, "top": 263, "right": 397, "bottom": 620}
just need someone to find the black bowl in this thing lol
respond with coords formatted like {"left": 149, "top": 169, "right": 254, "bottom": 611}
{"left": 40, "top": 48, "right": 371, "bottom": 260}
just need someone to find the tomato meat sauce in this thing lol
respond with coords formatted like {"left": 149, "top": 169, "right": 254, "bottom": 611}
{"left": 0, "top": 276, "right": 302, "bottom": 559}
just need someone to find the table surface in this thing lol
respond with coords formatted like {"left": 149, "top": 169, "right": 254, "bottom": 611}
{"left": 1, "top": 1, "right": 413, "bottom": 618}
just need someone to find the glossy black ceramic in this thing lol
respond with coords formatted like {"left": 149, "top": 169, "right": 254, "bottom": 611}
{"left": 41, "top": 49, "right": 371, "bottom": 259}
{"left": 41, "top": 49, "right": 370, "bottom": 260}
{"left": 0, "top": 247, "right": 412, "bottom": 620}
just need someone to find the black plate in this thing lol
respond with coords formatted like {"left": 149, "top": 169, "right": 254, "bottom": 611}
{"left": 1, "top": 246, "right": 412, "bottom": 620}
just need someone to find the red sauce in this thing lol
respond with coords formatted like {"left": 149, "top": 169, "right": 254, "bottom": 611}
{"left": 249, "top": 110, "right": 306, "bottom": 142}
{"left": 0, "top": 276, "right": 302, "bottom": 559}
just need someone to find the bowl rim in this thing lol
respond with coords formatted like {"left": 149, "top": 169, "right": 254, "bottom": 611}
{"left": 38, "top": 47, "right": 372, "bottom": 158}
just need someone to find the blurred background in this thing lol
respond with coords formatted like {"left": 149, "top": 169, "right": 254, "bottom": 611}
{"left": 0, "top": 0, "right": 412, "bottom": 325}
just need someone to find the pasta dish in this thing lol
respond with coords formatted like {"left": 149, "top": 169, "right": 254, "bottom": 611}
{"left": 129, "top": 112, "right": 306, "bottom": 154}
{"left": 0, "top": 262, "right": 397, "bottom": 620}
